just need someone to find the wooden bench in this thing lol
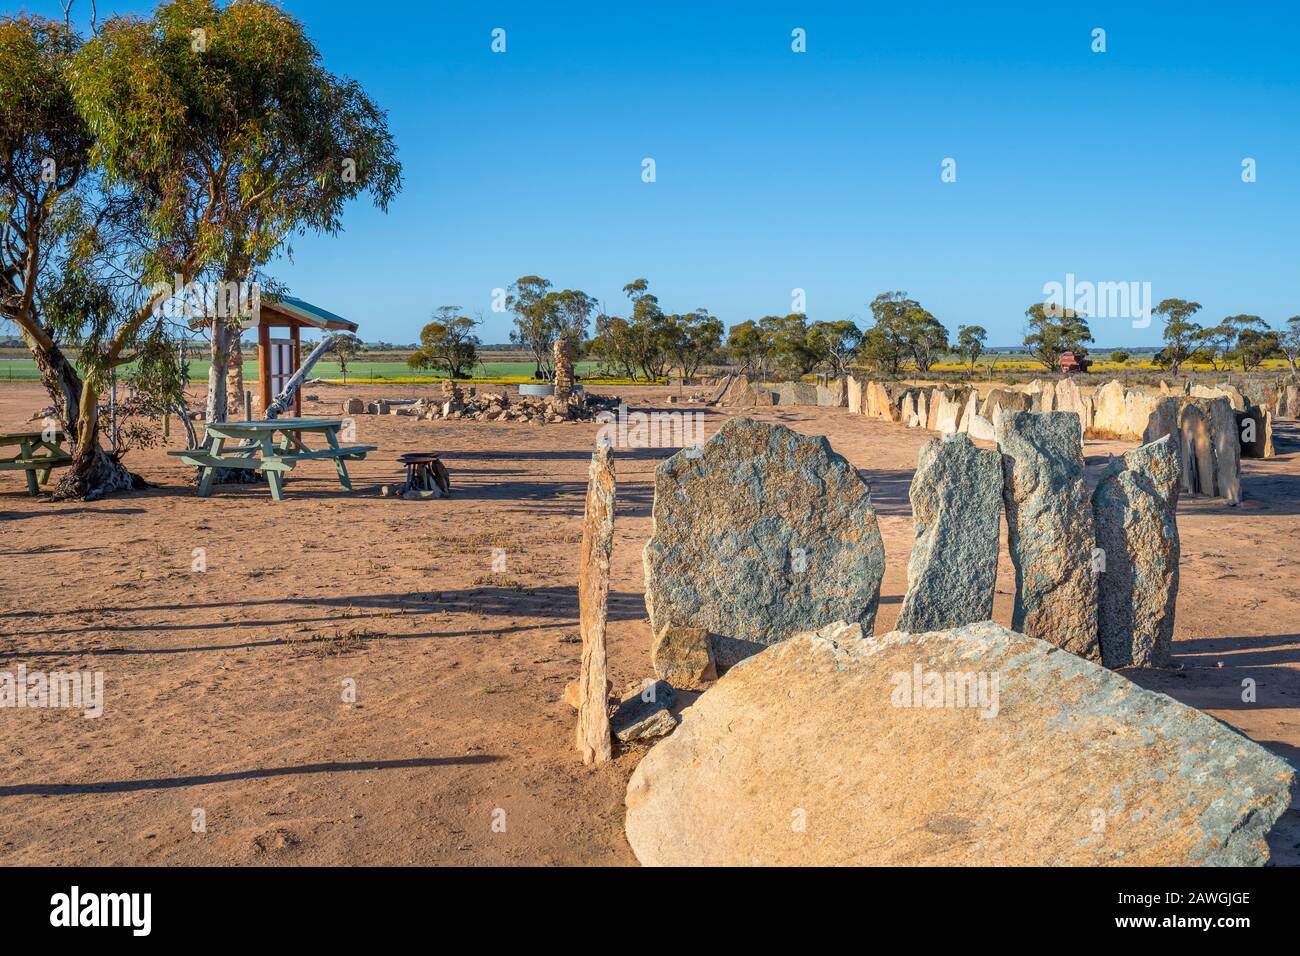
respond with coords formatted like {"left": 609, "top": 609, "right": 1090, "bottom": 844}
{"left": 0, "top": 429, "right": 73, "bottom": 495}
{"left": 170, "top": 418, "right": 376, "bottom": 501}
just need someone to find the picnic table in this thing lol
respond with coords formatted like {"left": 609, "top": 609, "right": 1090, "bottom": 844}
{"left": 0, "top": 428, "right": 72, "bottom": 495}
{"left": 170, "top": 418, "right": 375, "bottom": 501}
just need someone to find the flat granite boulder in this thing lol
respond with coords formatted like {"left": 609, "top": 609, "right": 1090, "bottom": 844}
{"left": 624, "top": 621, "right": 1297, "bottom": 866}
{"left": 897, "top": 434, "right": 1002, "bottom": 632}
{"left": 643, "top": 417, "right": 885, "bottom": 668}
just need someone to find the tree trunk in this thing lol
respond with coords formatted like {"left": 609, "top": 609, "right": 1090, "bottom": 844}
{"left": 204, "top": 319, "right": 259, "bottom": 485}
{"left": 206, "top": 319, "right": 231, "bottom": 426}
{"left": 226, "top": 334, "right": 246, "bottom": 418}
{"left": 27, "top": 334, "right": 144, "bottom": 501}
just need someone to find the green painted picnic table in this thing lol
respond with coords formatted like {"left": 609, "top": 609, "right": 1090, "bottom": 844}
{"left": 0, "top": 428, "right": 72, "bottom": 495}
{"left": 170, "top": 418, "right": 376, "bottom": 502}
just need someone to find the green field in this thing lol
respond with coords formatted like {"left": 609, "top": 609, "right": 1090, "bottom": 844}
{"left": 0, "top": 356, "right": 604, "bottom": 384}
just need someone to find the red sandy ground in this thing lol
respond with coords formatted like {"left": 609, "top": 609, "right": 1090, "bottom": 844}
{"left": 0, "top": 380, "right": 1297, "bottom": 866}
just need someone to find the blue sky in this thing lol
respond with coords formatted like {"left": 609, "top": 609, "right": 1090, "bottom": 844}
{"left": 33, "top": 1, "right": 1300, "bottom": 346}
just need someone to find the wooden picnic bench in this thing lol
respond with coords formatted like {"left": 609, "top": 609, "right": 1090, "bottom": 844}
{"left": 0, "top": 428, "right": 73, "bottom": 495}
{"left": 169, "top": 418, "right": 375, "bottom": 502}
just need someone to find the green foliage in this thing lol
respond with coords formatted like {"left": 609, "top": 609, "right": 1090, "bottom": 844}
{"left": 0, "top": 14, "right": 94, "bottom": 345}
{"left": 1110, "top": 351, "right": 1129, "bottom": 364}
{"left": 1152, "top": 298, "right": 1202, "bottom": 375}
{"left": 1023, "top": 302, "right": 1093, "bottom": 370}
{"left": 1277, "top": 316, "right": 1300, "bottom": 375}
{"left": 1230, "top": 319, "right": 1278, "bottom": 372}
{"left": 329, "top": 331, "right": 362, "bottom": 383}
{"left": 588, "top": 280, "right": 718, "bottom": 382}
{"left": 956, "top": 324, "right": 987, "bottom": 371}
{"left": 662, "top": 308, "right": 724, "bottom": 382}
{"left": 69, "top": 0, "right": 402, "bottom": 290}
{"left": 505, "top": 275, "right": 595, "bottom": 378}
{"left": 408, "top": 307, "right": 480, "bottom": 379}
{"left": 725, "top": 319, "right": 768, "bottom": 376}
{"left": 859, "top": 292, "right": 947, "bottom": 375}
{"left": 757, "top": 312, "right": 821, "bottom": 376}
{"left": 806, "top": 319, "right": 862, "bottom": 378}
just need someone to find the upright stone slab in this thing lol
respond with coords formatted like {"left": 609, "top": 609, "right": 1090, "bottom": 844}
{"left": 997, "top": 411, "right": 1100, "bottom": 661}
{"left": 1215, "top": 382, "right": 1247, "bottom": 411}
{"left": 912, "top": 390, "right": 928, "bottom": 429}
{"left": 981, "top": 388, "right": 1031, "bottom": 420}
{"left": 933, "top": 389, "right": 962, "bottom": 435}
{"left": 897, "top": 434, "right": 1002, "bottom": 632}
{"left": 956, "top": 391, "right": 979, "bottom": 434}
{"left": 643, "top": 417, "right": 885, "bottom": 667}
{"left": 576, "top": 444, "right": 616, "bottom": 765}
{"left": 1208, "top": 397, "right": 1242, "bottom": 503}
{"left": 966, "top": 413, "right": 996, "bottom": 442}
{"left": 846, "top": 375, "right": 863, "bottom": 415}
{"left": 1091, "top": 380, "right": 1128, "bottom": 436}
{"left": 1055, "top": 378, "right": 1080, "bottom": 414}
{"left": 1093, "top": 436, "right": 1180, "bottom": 668}
{"left": 625, "top": 622, "right": 1297, "bottom": 866}
{"left": 898, "top": 390, "right": 917, "bottom": 425}
{"left": 714, "top": 373, "right": 746, "bottom": 406}
{"left": 816, "top": 379, "right": 848, "bottom": 407}
{"left": 1123, "top": 389, "right": 1164, "bottom": 440}
{"left": 925, "top": 389, "right": 943, "bottom": 430}
{"left": 1178, "top": 401, "right": 1218, "bottom": 496}
{"left": 778, "top": 381, "right": 818, "bottom": 406}
{"left": 1237, "top": 406, "right": 1270, "bottom": 458}
{"left": 553, "top": 336, "right": 576, "bottom": 403}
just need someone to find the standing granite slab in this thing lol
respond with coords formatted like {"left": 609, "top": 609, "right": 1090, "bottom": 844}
{"left": 778, "top": 381, "right": 818, "bottom": 406}
{"left": 997, "top": 411, "right": 1100, "bottom": 661}
{"left": 624, "top": 622, "right": 1297, "bottom": 866}
{"left": 897, "top": 433, "right": 1002, "bottom": 632}
{"left": 575, "top": 444, "right": 616, "bottom": 765}
{"left": 643, "top": 417, "right": 885, "bottom": 668}
{"left": 846, "top": 375, "right": 864, "bottom": 415}
{"left": 1093, "top": 436, "right": 1180, "bottom": 668}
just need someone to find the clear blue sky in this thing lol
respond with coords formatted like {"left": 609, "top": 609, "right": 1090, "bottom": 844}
{"left": 34, "top": 0, "right": 1300, "bottom": 347}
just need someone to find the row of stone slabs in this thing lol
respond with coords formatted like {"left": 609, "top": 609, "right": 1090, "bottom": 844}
{"left": 572, "top": 415, "right": 1294, "bottom": 866}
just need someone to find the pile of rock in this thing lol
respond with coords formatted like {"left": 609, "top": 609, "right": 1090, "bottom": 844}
{"left": 345, "top": 386, "right": 616, "bottom": 424}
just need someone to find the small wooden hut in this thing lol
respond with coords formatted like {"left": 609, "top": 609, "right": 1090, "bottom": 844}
{"left": 243, "top": 297, "right": 358, "bottom": 416}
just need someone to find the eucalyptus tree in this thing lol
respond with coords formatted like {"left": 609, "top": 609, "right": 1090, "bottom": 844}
{"left": 956, "top": 324, "right": 987, "bottom": 372}
{"left": 70, "top": 0, "right": 402, "bottom": 428}
{"left": 1151, "top": 298, "right": 1202, "bottom": 376}
{"left": 0, "top": 14, "right": 190, "bottom": 499}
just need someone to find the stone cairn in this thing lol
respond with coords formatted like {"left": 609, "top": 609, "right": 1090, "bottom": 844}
{"left": 553, "top": 336, "right": 576, "bottom": 404}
